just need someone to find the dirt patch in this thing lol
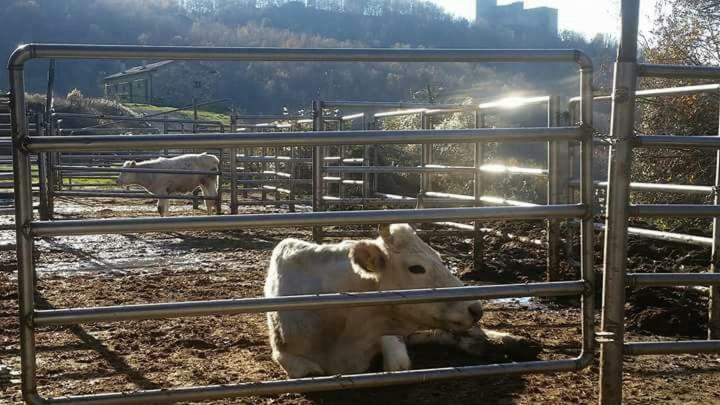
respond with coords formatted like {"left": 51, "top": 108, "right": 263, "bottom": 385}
{"left": 1, "top": 198, "right": 720, "bottom": 404}
{"left": 626, "top": 287, "right": 709, "bottom": 338}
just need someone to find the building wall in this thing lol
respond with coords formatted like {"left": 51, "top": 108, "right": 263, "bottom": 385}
{"left": 475, "top": 0, "right": 557, "bottom": 37}
{"left": 148, "top": 62, "right": 219, "bottom": 107}
{"left": 104, "top": 62, "right": 219, "bottom": 106}
{"left": 104, "top": 71, "right": 152, "bottom": 104}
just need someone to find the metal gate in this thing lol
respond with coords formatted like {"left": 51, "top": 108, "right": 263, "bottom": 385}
{"left": 599, "top": 0, "right": 720, "bottom": 403}
{"left": 9, "top": 45, "right": 594, "bottom": 403}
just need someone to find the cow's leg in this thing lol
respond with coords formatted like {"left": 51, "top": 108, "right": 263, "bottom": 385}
{"left": 200, "top": 179, "right": 218, "bottom": 215}
{"left": 406, "top": 328, "right": 488, "bottom": 357}
{"left": 272, "top": 350, "right": 325, "bottom": 378}
{"left": 407, "top": 327, "right": 541, "bottom": 361}
{"left": 157, "top": 199, "right": 169, "bottom": 217}
{"left": 381, "top": 335, "right": 411, "bottom": 372}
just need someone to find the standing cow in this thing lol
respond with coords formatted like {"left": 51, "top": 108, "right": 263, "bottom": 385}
{"left": 116, "top": 152, "right": 219, "bottom": 216}
{"left": 265, "top": 223, "right": 537, "bottom": 378}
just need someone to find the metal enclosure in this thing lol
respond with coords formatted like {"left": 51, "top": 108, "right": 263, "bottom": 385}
{"left": 8, "top": 45, "right": 594, "bottom": 404}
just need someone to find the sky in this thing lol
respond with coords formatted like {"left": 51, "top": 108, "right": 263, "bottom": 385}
{"left": 426, "top": 0, "right": 658, "bottom": 39}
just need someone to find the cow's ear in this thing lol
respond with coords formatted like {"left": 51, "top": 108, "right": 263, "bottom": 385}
{"left": 349, "top": 241, "right": 388, "bottom": 281}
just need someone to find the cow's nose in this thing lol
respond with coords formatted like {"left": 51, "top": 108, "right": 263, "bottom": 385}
{"left": 468, "top": 302, "right": 483, "bottom": 322}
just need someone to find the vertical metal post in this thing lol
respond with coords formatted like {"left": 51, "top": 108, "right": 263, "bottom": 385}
{"left": 274, "top": 147, "right": 281, "bottom": 201}
{"left": 288, "top": 144, "right": 296, "bottom": 213}
{"left": 600, "top": 1, "right": 639, "bottom": 403}
{"left": 710, "top": 93, "right": 720, "bottom": 339}
{"left": 339, "top": 117, "right": 346, "bottom": 200}
{"left": 43, "top": 60, "right": 55, "bottom": 219}
{"left": 473, "top": 110, "right": 485, "bottom": 272}
{"left": 566, "top": 101, "right": 578, "bottom": 267}
{"left": 46, "top": 115, "right": 55, "bottom": 217}
{"left": 547, "top": 95, "right": 565, "bottom": 281}
{"left": 420, "top": 112, "right": 431, "bottom": 195}
{"left": 261, "top": 146, "right": 268, "bottom": 201}
{"left": 312, "top": 100, "right": 324, "bottom": 242}
{"left": 580, "top": 65, "right": 596, "bottom": 373}
{"left": 362, "top": 113, "right": 370, "bottom": 199}
{"left": 10, "top": 60, "right": 39, "bottom": 403}
{"left": 230, "top": 114, "right": 238, "bottom": 215}
{"left": 35, "top": 113, "right": 50, "bottom": 221}
{"left": 192, "top": 97, "right": 198, "bottom": 134}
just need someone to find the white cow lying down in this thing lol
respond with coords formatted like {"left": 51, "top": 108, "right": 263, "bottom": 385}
{"left": 265, "top": 223, "right": 538, "bottom": 378}
{"left": 116, "top": 152, "right": 219, "bottom": 216}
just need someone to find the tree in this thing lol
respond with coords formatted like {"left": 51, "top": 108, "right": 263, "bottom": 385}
{"left": 632, "top": 0, "right": 720, "bottom": 230}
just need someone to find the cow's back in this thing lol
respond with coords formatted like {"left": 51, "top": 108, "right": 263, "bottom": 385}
{"left": 135, "top": 153, "right": 218, "bottom": 194}
{"left": 265, "top": 239, "right": 374, "bottom": 298}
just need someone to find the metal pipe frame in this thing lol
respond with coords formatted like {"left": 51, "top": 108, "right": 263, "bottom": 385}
{"left": 473, "top": 111, "right": 485, "bottom": 272}
{"left": 53, "top": 165, "right": 221, "bottom": 176}
{"left": 31, "top": 205, "right": 586, "bottom": 237}
{"left": 52, "top": 190, "right": 219, "bottom": 201}
{"left": 26, "top": 127, "right": 581, "bottom": 153}
{"left": 35, "top": 280, "right": 585, "bottom": 325}
{"left": 599, "top": 3, "right": 639, "bottom": 403}
{"left": 626, "top": 272, "right": 720, "bottom": 287}
{"left": 312, "top": 100, "right": 325, "bottom": 242}
{"left": 52, "top": 112, "right": 225, "bottom": 129}
{"left": 8, "top": 43, "right": 595, "bottom": 405}
{"left": 624, "top": 340, "right": 720, "bottom": 355}
{"left": 594, "top": 222, "right": 713, "bottom": 246}
{"left": 547, "top": 95, "right": 566, "bottom": 282}
{"left": 230, "top": 115, "right": 239, "bottom": 214}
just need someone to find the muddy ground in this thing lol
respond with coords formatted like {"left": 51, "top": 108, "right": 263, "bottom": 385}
{"left": 1, "top": 197, "right": 720, "bottom": 404}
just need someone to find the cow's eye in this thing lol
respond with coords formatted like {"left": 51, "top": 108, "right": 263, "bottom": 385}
{"left": 408, "top": 265, "right": 426, "bottom": 274}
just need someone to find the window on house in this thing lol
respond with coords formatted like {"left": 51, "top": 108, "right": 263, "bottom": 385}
{"left": 193, "top": 81, "right": 202, "bottom": 89}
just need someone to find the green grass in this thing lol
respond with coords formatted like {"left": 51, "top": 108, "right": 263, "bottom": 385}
{"left": 123, "top": 103, "right": 230, "bottom": 126}
{"left": 62, "top": 177, "right": 116, "bottom": 186}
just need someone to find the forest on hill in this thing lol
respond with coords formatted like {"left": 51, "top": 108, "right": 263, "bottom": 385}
{"left": 0, "top": 0, "right": 617, "bottom": 113}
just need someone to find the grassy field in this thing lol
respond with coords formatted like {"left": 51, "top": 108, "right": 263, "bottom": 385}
{"left": 123, "top": 103, "right": 231, "bottom": 125}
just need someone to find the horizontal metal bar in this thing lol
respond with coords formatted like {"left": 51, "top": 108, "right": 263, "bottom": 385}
{"left": 624, "top": 340, "right": 720, "bottom": 355}
{"left": 425, "top": 192, "right": 538, "bottom": 207}
{"left": 30, "top": 204, "right": 586, "bottom": 236}
{"left": 478, "top": 95, "right": 550, "bottom": 110}
{"left": 437, "top": 221, "right": 545, "bottom": 246}
{"left": 262, "top": 185, "right": 292, "bottom": 194}
{"left": 33, "top": 280, "right": 584, "bottom": 325}
{"left": 479, "top": 164, "right": 548, "bottom": 176}
{"left": 52, "top": 112, "right": 224, "bottom": 126}
{"left": 592, "top": 181, "right": 714, "bottom": 195}
{"left": 26, "top": 127, "right": 582, "bottom": 152}
{"left": 593, "top": 223, "right": 712, "bottom": 246}
{"left": 235, "top": 200, "right": 311, "bottom": 206}
{"left": 340, "top": 113, "right": 366, "bottom": 120}
{"left": 237, "top": 156, "right": 311, "bottom": 163}
{"left": 53, "top": 190, "right": 218, "bottom": 200}
{"left": 42, "top": 358, "right": 581, "bottom": 404}
{"left": 626, "top": 272, "right": 720, "bottom": 287}
{"left": 324, "top": 165, "right": 476, "bottom": 174}
{"left": 631, "top": 204, "right": 720, "bottom": 217}
{"left": 234, "top": 115, "right": 307, "bottom": 120}
{"left": 9, "top": 44, "right": 592, "bottom": 68}
{"left": 638, "top": 63, "right": 720, "bottom": 79}
{"left": 323, "top": 100, "right": 471, "bottom": 109}
{"left": 56, "top": 154, "right": 183, "bottom": 160}
{"left": 54, "top": 165, "right": 220, "bottom": 175}
{"left": 374, "top": 108, "right": 430, "bottom": 118}
{"left": 568, "top": 83, "right": 720, "bottom": 103}
{"left": 636, "top": 135, "right": 720, "bottom": 149}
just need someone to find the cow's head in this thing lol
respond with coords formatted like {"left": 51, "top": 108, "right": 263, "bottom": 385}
{"left": 349, "top": 223, "right": 483, "bottom": 333}
{"left": 116, "top": 160, "right": 137, "bottom": 186}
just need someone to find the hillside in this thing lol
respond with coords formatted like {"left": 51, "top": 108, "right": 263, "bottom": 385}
{"left": 0, "top": 0, "right": 617, "bottom": 113}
